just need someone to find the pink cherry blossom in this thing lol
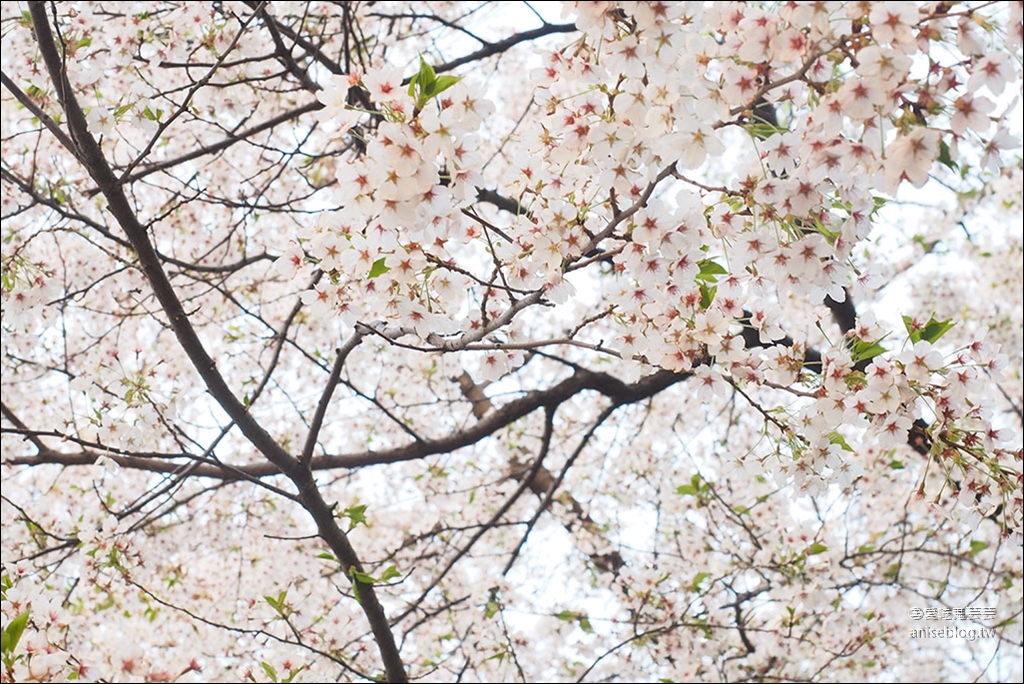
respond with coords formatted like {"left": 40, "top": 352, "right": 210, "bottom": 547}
{"left": 2, "top": 3, "right": 1021, "bottom": 683}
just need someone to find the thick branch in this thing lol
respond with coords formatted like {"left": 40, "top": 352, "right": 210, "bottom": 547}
{"left": 6, "top": 366, "right": 689, "bottom": 479}
{"left": 475, "top": 187, "right": 524, "bottom": 215}
{"left": 28, "top": 5, "right": 406, "bottom": 680}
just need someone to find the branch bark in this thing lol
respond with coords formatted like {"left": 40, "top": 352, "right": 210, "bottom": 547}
{"left": 27, "top": 4, "right": 407, "bottom": 680}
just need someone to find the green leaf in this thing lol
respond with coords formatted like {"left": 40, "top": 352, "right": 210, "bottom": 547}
{"left": 690, "top": 571, "right": 710, "bottom": 591}
{"left": 430, "top": 74, "right": 462, "bottom": 99}
{"left": 676, "top": 484, "right": 698, "bottom": 497}
{"left": 340, "top": 503, "right": 369, "bottom": 530}
{"left": 937, "top": 139, "right": 959, "bottom": 172}
{"left": 800, "top": 215, "right": 839, "bottom": 242}
{"left": 263, "top": 591, "right": 287, "bottom": 615}
{"left": 415, "top": 56, "right": 437, "bottom": 91}
{"left": 260, "top": 661, "right": 279, "bottom": 682}
{"left": 968, "top": 540, "right": 988, "bottom": 557}
{"left": 407, "top": 55, "right": 461, "bottom": 109}
{"left": 484, "top": 600, "right": 500, "bottom": 618}
{"left": 368, "top": 257, "right": 390, "bottom": 279}
{"left": 828, "top": 431, "right": 854, "bottom": 452}
{"left": 695, "top": 258, "right": 727, "bottom": 283}
{"left": 678, "top": 474, "right": 709, "bottom": 498}
{"left": 746, "top": 121, "right": 781, "bottom": 140}
{"left": 350, "top": 569, "right": 378, "bottom": 585}
{"left": 806, "top": 542, "right": 828, "bottom": 556}
{"left": 903, "top": 315, "right": 955, "bottom": 344}
{"left": 315, "top": 552, "right": 337, "bottom": 562}
{"left": 2, "top": 611, "right": 30, "bottom": 657}
{"left": 349, "top": 564, "right": 401, "bottom": 589}
{"left": 850, "top": 338, "right": 886, "bottom": 364}
{"left": 869, "top": 196, "right": 889, "bottom": 219}
{"left": 698, "top": 282, "right": 716, "bottom": 310}
{"left": 918, "top": 317, "right": 955, "bottom": 344}
{"left": 554, "top": 610, "right": 593, "bottom": 632}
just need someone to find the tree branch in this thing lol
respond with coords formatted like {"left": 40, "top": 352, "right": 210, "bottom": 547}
{"left": 27, "top": 4, "right": 407, "bottom": 680}
{"left": 300, "top": 330, "right": 365, "bottom": 467}
{"left": 431, "top": 22, "right": 578, "bottom": 75}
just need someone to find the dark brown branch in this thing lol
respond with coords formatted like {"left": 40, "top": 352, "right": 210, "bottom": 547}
{"left": 1, "top": 402, "right": 47, "bottom": 452}
{"left": 475, "top": 187, "right": 524, "bottom": 215}
{"left": 316, "top": 366, "right": 689, "bottom": 471}
{"left": 256, "top": 4, "right": 322, "bottom": 93}
{"left": 118, "top": 3, "right": 268, "bottom": 182}
{"left": 111, "top": 100, "right": 323, "bottom": 189}
{"left": 0, "top": 69, "right": 78, "bottom": 153}
{"left": 393, "top": 407, "right": 558, "bottom": 627}
{"left": 501, "top": 403, "right": 618, "bottom": 576}
{"left": 300, "top": 331, "right": 365, "bottom": 468}
{"left": 825, "top": 290, "right": 857, "bottom": 335}
{"left": 431, "top": 23, "right": 577, "bottom": 75}
{"left": 27, "top": 5, "right": 406, "bottom": 680}
{"left": 6, "top": 366, "right": 689, "bottom": 480}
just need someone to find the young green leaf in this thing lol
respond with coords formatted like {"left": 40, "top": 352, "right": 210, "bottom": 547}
{"left": 340, "top": 503, "right": 369, "bottom": 531}
{"left": 903, "top": 315, "right": 955, "bottom": 344}
{"left": 696, "top": 258, "right": 727, "bottom": 283}
{"left": 350, "top": 569, "right": 378, "bottom": 585}
{"left": 260, "top": 662, "right": 279, "bottom": 683}
{"left": 827, "top": 431, "right": 854, "bottom": 452}
{"left": 699, "top": 282, "right": 716, "bottom": 310}
{"left": 918, "top": 317, "right": 955, "bottom": 344}
{"left": 263, "top": 591, "right": 287, "bottom": 616}
{"left": 2, "top": 610, "right": 30, "bottom": 657}
{"left": 937, "top": 139, "right": 959, "bottom": 172}
{"left": 368, "top": 258, "right": 390, "bottom": 279}
{"left": 850, "top": 338, "right": 887, "bottom": 364}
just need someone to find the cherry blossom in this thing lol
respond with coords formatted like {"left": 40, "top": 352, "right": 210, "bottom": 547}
{"left": 2, "top": 2, "right": 1021, "bottom": 683}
